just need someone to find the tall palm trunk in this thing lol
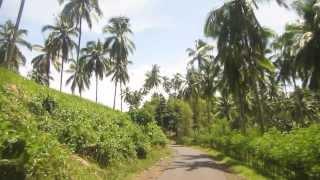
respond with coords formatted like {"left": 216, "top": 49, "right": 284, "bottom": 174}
{"left": 60, "top": 60, "right": 64, "bottom": 92}
{"left": 113, "top": 81, "right": 118, "bottom": 110}
{"left": 293, "top": 76, "right": 298, "bottom": 89}
{"left": 193, "top": 96, "right": 200, "bottom": 129}
{"left": 95, "top": 71, "right": 98, "bottom": 103}
{"left": 253, "top": 81, "right": 265, "bottom": 133}
{"left": 47, "top": 55, "right": 50, "bottom": 87}
{"left": 283, "top": 81, "right": 288, "bottom": 96}
{"left": 221, "top": 91, "right": 231, "bottom": 122}
{"left": 7, "top": 0, "right": 25, "bottom": 65}
{"left": 206, "top": 96, "right": 211, "bottom": 123}
{"left": 120, "top": 82, "right": 123, "bottom": 112}
{"left": 76, "top": 16, "right": 82, "bottom": 62}
{"left": 238, "top": 87, "right": 246, "bottom": 133}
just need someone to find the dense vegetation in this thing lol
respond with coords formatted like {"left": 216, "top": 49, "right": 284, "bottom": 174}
{"left": 190, "top": 120, "right": 320, "bottom": 179}
{"left": 2, "top": 0, "right": 320, "bottom": 179}
{"left": 0, "top": 68, "right": 167, "bottom": 179}
{"left": 123, "top": 0, "right": 320, "bottom": 179}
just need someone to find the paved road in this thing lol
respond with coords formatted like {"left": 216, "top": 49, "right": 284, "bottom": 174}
{"left": 157, "top": 145, "right": 241, "bottom": 180}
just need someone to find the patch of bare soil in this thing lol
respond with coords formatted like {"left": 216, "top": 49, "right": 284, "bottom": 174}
{"left": 133, "top": 154, "right": 172, "bottom": 180}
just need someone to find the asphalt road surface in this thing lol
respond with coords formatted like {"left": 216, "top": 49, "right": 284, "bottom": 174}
{"left": 157, "top": 145, "right": 242, "bottom": 180}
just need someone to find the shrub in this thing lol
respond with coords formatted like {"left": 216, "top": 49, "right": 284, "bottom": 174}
{"left": 167, "top": 99, "right": 193, "bottom": 143}
{"left": 129, "top": 109, "right": 154, "bottom": 125}
{"left": 144, "top": 122, "right": 168, "bottom": 147}
{"left": 0, "top": 138, "right": 27, "bottom": 180}
{"left": 131, "top": 127, "right": 151, "bottom": 159}
{"left": 28, "top": 94, "right": 58, "bottom": 115}
{"left": 0, "top": 110, "right": 70, "bottom": 179}
{"left": 190, "top": 118, "right": 320, "bottom": 179}
{"left": 0, "top": 68, "right": 168, "bottom": 178}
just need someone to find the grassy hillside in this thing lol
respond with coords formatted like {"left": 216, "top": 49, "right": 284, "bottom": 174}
{"left": 0, "top": 68, "right": 168, "bottom": 179}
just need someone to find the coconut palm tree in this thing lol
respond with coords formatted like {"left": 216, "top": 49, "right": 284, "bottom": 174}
{"left": 42, "top": 17, "right": 78, "bottom": 92}
{"left": 199, "top": 59, "right": 219, "bottom": 122}
{"left": 216, "top": 90, "right": 235, "bottom": 122}
{"left": 171, "top": 73, "right": 184, "bottom": 98}
{"left": 183, "top": 67, "right": 201, "bottom": 99}
{"left": 144, "top": 64, "right": 162, "bottom": 92}
{"left": 66, "top": 58, "right": 90, "bottom": 97}
{"left": 0, "top": 20, "right": 31, "bottom": 72}
{"left": 186, "top": 39, "right": 213, "bottom": 69}
{"left": 204, "top": 0, "right": 274, "bottom": 132}
{"left": 31, "top": 36, "right": 59, "bottom": 86}
{"left": 123, "top": 87, "right": 145, "bottom": 110}
{"left": 104, "top": 16, "right": 135, "bottom": 110}
{"left": 272, "top": 33, "right": 298, "bottom": 91}
{"left": 118, "top": 63, "right": 130, "bottom": 111}
{"left": 59, "top": 0, "right": 102, "bottom": 63}
{"left": 81, "top": 40, "right": 108, "bottom": 103}
{"left": 281, "top": 0, "right": 320, "bottom": 91}
{"left": 107, "top": 59, "right": 131, "bottom": 111}
{"left": 162, "top": 76, "right": 173, "bottom": 96}
{"left": 6, "top": 0, "right": 26, "bottom": 65}
{"left": 182, "top": 67, "right": 203, "bottom": 129}
{"left": 28, "top": 69, "right": 50, "bottom": 85}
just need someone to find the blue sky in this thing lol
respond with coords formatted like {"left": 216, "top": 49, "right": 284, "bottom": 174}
{"left": 0, "top": 0, "right": 298, "bottom": 109}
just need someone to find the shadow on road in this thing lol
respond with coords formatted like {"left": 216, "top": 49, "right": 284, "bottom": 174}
{"left": 164, "top": 153, "right": 233, "bottom": 173}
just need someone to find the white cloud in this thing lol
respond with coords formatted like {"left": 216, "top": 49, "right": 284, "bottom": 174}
{"left": 87, "top": 0, "right": 173, "bottom": 33}
{"left": 0, "top": 0, "right": 60, "bottom": 24}
{"left": 0, "top": 0, "right": 172, "bottom": 33}
{"left": 256, "top": 1, "right": 298, "bottom": 33}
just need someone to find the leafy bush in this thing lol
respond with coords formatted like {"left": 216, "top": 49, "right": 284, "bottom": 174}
{"left": 167, "top": 99, "right": 193, "bottom": 143}
{"left": 0, "top": 93, "right": 71, "bottom": 179}
{"left": 144, "top": 122, "right": 168, "bottom": 146}
{"left": 129, "top": 109, "right": 154, "bottom": 125}
{"left": 140, "top": 96, "right": 193, "bottom": 143}
{"left": 128, "top": 109, "right": 167, "bottom": 158}
{"left": 191, "top": 118, "right": 320, "bottom": 179}
{"left": 0, "top": 68, "right": 168, "bottom": 179}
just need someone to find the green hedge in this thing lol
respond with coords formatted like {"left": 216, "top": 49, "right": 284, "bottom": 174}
{"left": 191, "top": 119, "right": 320, "bottom": 179}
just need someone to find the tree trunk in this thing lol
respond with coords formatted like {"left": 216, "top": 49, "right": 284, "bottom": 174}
{"left": 0, "top": 0, "right": 3, "bottom": 9}
{"left": 222, "top": 91, "right": 231, "bottom": 122}
{"left": 76, "top": 16, "right": 82, "bottom": 63}
{"left": 120, "top": 82, "right": 123, "bottom": 112}
{"left": 293, "top": 77, "right": 298, "bottom": 90}
{"left": 60, "top": 60, "right": 64, "bottom": 92}
{"left": 253, "top": 81, "right": 265, "bottom": 133}
{"left": 95, "top": 72, "right": 98, "bottom": 103}
{"left": 47, "top": 55, "right": 50, "bottom": 87}
{"left": 206, "top": 96, "right": 211, "bottom": 123}
{"left": 283, "top": 81, "right": 288, "bottom": 97}
{"left": 192, "top": 96, "right": 200, "bottom": 129}
{"left": 6, "top": 0, "right": 25, "bottom": 68}
{"left": 113, "top": 81, "right": 118, "bottom": 110}
{"left": 238, "top": 87, "right": 246, "bottom": 133}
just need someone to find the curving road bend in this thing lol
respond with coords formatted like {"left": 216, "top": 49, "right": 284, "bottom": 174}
{"left": 157, "top": 145, "right": 242, "bottom": 180}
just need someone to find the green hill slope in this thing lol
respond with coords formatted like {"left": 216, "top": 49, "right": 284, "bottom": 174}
{"left": 0, "top": 68, "right": 168, "bottom": 180}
